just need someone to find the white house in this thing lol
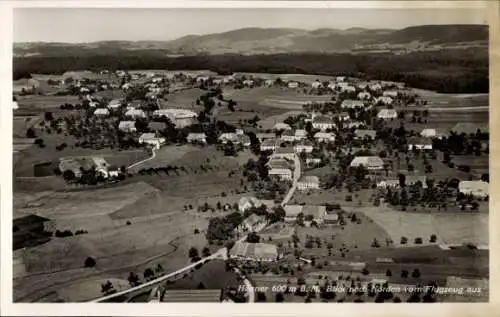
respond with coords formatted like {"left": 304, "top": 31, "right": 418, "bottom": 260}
{"left": 312, "top": 116, "right": 335, "bottom": 131}
{"left": 240, "top": 214, "right": 267, "bottom": 232}
{"left": 311, "top": 81, "right": 322, "bottom": 89}
{"left": 407, "top": 137, "right": 433, "bottom": 151}
{"left": 383, "top": 90, "right": 399, "bottom": 98}
{"left": 125, "top": 109, "right": 147, "bottom": 119}
{"left": 94, "top": 108, "right": 109, "bottom": 117}
{"left": 107, "top": 99, "right": 122, "bottom": 110}
{"left": 288, "top": 81, "right": 299, "bottom": 89}
{"left": 340, "top": 85, "right": 356, "bottom": 93}
{"left": 187, "top": 132, "right": 207, "bottom": 144}
{"left": 336, "top": 76, "right": 346, "bottom": 82}
{"left": 295, "top": 129, "right": 307, "bottom": 140}
{"left": 238, "top": 196, "right": 262, "bottom": 212}
{"left": 336, "top": 112, "right": 351, "bottom": 121}
{"left": 138, "top": 133, "right": 166, "bottom": 149}
{"left": 369, "top": 83, "right": 382, "bottom": 91}
{"left": 243, "top": 79, "right": 254, "bottom": 87}
{"left": 297, "top": 175, "right": 320, "bottom": 190}
{"left": 375, "top": 96, "right": 394, "bottom": 106}
{"left": 346, "top": 121, "right": 364, "bottom": 129}
{"left": 357, "top": 92, "right": 371, "bottom": 100}
{"left": 342, "top": 99, "right": 365, "bottom": 109}
{"left": 294, "top": 140, "right": 314, "bottom": 154}
{"left": 327, "top": 82, "right": 337, "bottom": 91}
{"left": 230, "top": 242, "right": 279, "bottom": 262}
{"left": 377, "top": 109, "right": 398, "bottom": 120}
{"left": 280, "top": 130, "right": 296, "bottom": 142}
{"left": 458, "top": 181, "right": 489, "bottom": 198}
{"left": 350, "top": 156, "right": 384, "bottom": 170}
{"left": 314, "top": 132, "right": 336, "bottom": 143}
{"left": 273, "top": 146, "right": 296, "bottom": 160}
{"left": 260, "top": 139, "right": 278, "bottom": 152}
{"left": 273, "top": 122, "right": 292, "bottom": 131}
{"left": 118, "top": 121, "right": 136, "bottom": 133}
{"left": 268, "top": 167, "right": 293, "bottom": 180}
{"left": 219, "top": 132, "right": 240, "bottom": 144}
{"left": 421, "top": 128, "right": 437, "bottom": 138}
{"left": 264, "top": 79, "right": 275, "bottom": 87}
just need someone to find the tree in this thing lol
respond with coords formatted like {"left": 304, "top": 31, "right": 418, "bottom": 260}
{"left": 414, "top": 237, "right": 423, "bottom": 244}
{"left": 275, "top": 292, "right": 285, "bottom": 302}
{"left": 188, "top": 247, "right": 199, "bottom": 259}
{"left": 202, "top": 247, "right": 211, "bottom": 257}
{"left": 34, "top": 138, "right": 45, "bottom": 148}
{"left": 127, "top": 272, "right": 140, "bottom": 286}
{"left": 62, "top": 170, "right": 76, "bottom": 182}
{"left": 386, "top": 269, "right": 392, "bottom": 277}
{"left": 84, "top": 257, "right": 96, "bottom": 268}
{"left": 26, "top": 127, "right": 36, "bottom": 138}
{"left": 400, "top": 236, "right": 408, "bottom": 245}
{"left": 246, "top": 231, "right": 261, "bottom": 243}
{"left": 429, "top": 234, "right": 437, "bottom": 243}
{"left": 401, "top": 270, "right": 409, "bottom": 278}
{"left": 362, "top": 268, "right": 370, "bottom": 275}
{"left": 44, "top": 111, "right": 54, "bottom": 121}
{"left": 143, "top": 268, "right": 155, "bottom": 280}
{"left": 101, "top": 280, "right": 115, "bottom": 295}
{"left": 197, "top": 282, "right": 206, "bottom": 289}
{"left": 411, "top": 268, "right": 421, "bottom": 278}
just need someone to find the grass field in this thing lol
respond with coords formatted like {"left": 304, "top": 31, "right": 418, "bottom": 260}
{"left": 348, "top": 205, "right": 488, "bottom": 247}
{"left": 165, "top": 259, "right": 239, "bottom": 290}
{"left": 13, "top": 180, "right": 214, "bottom": 302}
{"left": 127, "top": 145, "right": 195, "bottom": 172}
{"left": 16, "top": 95, "right": 81, "bottom": 110}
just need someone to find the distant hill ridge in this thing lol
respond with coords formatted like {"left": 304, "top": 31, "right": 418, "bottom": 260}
{"left": 14, "top": 24, "right": 488, "bottom": 56}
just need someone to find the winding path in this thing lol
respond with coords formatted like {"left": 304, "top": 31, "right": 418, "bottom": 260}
{"left": 127, "top": 147, "right": 157, "bottom": 170}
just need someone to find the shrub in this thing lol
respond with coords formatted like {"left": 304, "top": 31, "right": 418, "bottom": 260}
{"left": 84, "top": 257, "right": 96, "bottom": 268}
{"left": 400, "top": 236, "right": 408, "bottom": 245}
{"left": 414, "top": 237, "right": 423, "bottom": 244}
{"left": 386, "top": 269, "right": 392, "bottom": 277}
{"left": 401, "top": 270, "right": 409, "bottom": 278}
{"left": 126, "top": 221, "right": 131, "bottom": 225}
{"left": 429, "top": 234, "right": 437, "bottom": 243}
{"left": 411, "top": 268, "right": 421, "bottom": 278}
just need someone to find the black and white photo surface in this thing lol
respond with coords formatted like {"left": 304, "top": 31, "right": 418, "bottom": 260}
{"left": 3, "top": 1, "right": 493, "bottom": 313}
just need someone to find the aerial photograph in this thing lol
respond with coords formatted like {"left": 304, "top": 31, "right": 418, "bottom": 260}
{"left": 11, "top": 6, "right": 489, "bottom": 304}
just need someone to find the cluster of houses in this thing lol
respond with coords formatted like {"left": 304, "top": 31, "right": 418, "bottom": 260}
{"left": 58, "top": 156, "right": 121, "bottom": 179}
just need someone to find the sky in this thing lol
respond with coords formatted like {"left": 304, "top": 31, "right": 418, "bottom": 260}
{"left": 14, "top": 8, "right": 487, "bottom": 43}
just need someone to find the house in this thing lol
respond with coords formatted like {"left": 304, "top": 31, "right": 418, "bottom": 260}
{"left": 420, "top": 128, "right": 437, "bottom": 138}
{"left": 238, "top": 134, "right": 251, "bottom": 147}
{"left": 264, "top": 79, "right": 275, "bottom": 87}
{"left": 260, "top": 139, "right": 278, "bottom": 152}
{"left": 357, "top": 92, "right": 371, "bottom": 100}
{"left": 219, "top": 133, "right": 240, "bottom": 144}
{"left": 148, "top": 122, "right": 167, "bottom": 132}
{"left": 268, "top": 158, "right": 293, "bottom": 180}
{"left": 243, "top": 79, "right": 254, "bottom": 87}
{"left": 302, "top": 205, "right": 327, "bottom": 226}
{"left": 297, "top": 175, "right": 320, "bottom": 190}
{"left": 89, "top": 101, "right": 99, "bottom": 108}
{"left": 311, "top": 81, "right": 322, "bottom": 89}
{"left": 294, "top": 140, "right": 314, "bottom": 154}
{"left": 187, "top": 132, "right": 207, "bottom": 144}
{"left": 312, "top": 116, "right": 335, "bottom": 131}
{"left": 340, "top": 85, "right": 356, "bottom": 93}
{"left": 368, "top": 83, "right": 382, "bottom": 91}
{"left": 236, "top": 129, "right": 244, "bottom": 135}
{"left": 327, "top": 82, "right": 337, "bottom": 91}
{"left": 223, "top": 75, "right": 236, "bottom": 84}
{"left": 240, "top": 214, "right": 266, "bottom": 232}
{"left": 230, "top": 242, "right": 279, "bottom": 262}
{"left": 377, "top": 109, "right": 397, "bottom": 120}
{"left": 295, "top": 129, "right": 307, "bottom": 140}
{"left": 238, "top": 197, "right": 262, "bottom": 212}
{"left": 377, "top": 176, "right": 427, "bottom": 188}
{"left": 336, "top": 112, "right": 350, "bottom": 121}
{"left": 139, "top": 133, "right": 166, "bottom": 149}
{"left": 273, "top": 146, "right": 296, "bottom": 160}
{"left": 107, "top": 99, "right": 122, "bottom": 110}
{"left": 284, "top": 205, "right": 304, "bottom": 222}
{"left": 336, "top": 76, "right": 346, "bottom": 82}
{"left": 306, "top": 156, "right": 322, "bottom": 167}
{"left": 280, "top": 130, "right": 296, "bottom": 142}
{"left": 375, "top": 96, "right": 394, "bottom": 105}
{"left": 153, "top": 108, "right": 197, "bottom": 128}
{"left": 407, "top": 137, "right": 433, "bottom": 151}
{"left": 458, "top": 181, "right": 489, "bottom": 198}
{"left": 213, "top": 79, "right": 223, "bottom": 85}
{"left": 346, "top": 121, "right": 364, "bottom": 129}
{"left": 324, "top": 212, "right": 339, "bottom": 224}
{"left": 273, "top": 122, "right": 292, "bottom": 131}
{"left": 94, "top": 108, "right": 109, "bottom": 117}
{"left": 125, "top": 109, "right": 146, "bottom": 119}
{"left": 196, "top": 76, "right": 210, "bottom": 84}
{"left": 256, "top": 133, "right": 276, "bottom": 141}
{"left": 354, "top": 129, "right": 377, "bottom": 140}
{"left": 162, "top": 289, "right": 223, "bottom": 303}
{"left": 314, "top": 132, "right": 336, "bottom": 143}
{"left": 121, "top": 83, "right": 132, "bottom": 90}
{"left": 108, "top": 165, "right": 122, "bottom": 178}
{"left": 350, "top": 156, "right": 384, "bottom": 170}
{"left": 342, "top": 99, "right": 364, "bottom": 109}
{"left": 288, "top": 81, "right": 299, "bottom": 89}
{"left": 383, "top": 90, "right": 399, "bottom": 98}
{"left": 118, "top": 121, "right": 137, "bottom": 133}
{"left": 357, "top": 82, "right": 369, "bottom": 90}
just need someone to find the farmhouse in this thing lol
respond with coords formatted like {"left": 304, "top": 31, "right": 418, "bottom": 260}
{"left": 368, "top": 83, "right": 382, "bottom": 91}
{"left": 407, "top": 137, "right": 433, "bottom": 151}
{"left": 354, "top": 129, "right": 376, "bottom": 140}
{"left": 312, "top": 116, "right": 335, "bottom": 131}
{"left": 273, "top": 146, "right": 296, "bottom": 160}
{"left": 357, "top": 82, "right": 369, "bottom": 90}
{"left": 311, "top": 81, "right": 322, "bottom": 89}
{"left": 342, "top": 99, "right": 364, "bottom": 109}
{"left": 383, "top": 90, "right": 399, "bottom": 98}
{"left": 148, "top": 122, "right": 167, "bottom": 131}
{"left": 93, "top": 108, "right": 109, "bottom": 117}
{"left": 336, "top": 76, "right": 346, "bottom": 82}
{"left": 219, "top": 133, "right": 240, "bottom": 144}
{"left": 357, "top": 92, "right": 371, "bottom": 100}
{"left": 327, "top": 82, "right": 337, "bottom": 91}
{"left": 118, "top": 121, "right": 137, "bottom": 133}
{"left": 230, "top": 242, "right": 279, "bottom": 262}
{"left": 284, "top": 205, "right": 303, "bottom": 222}
{"left": 240, "top": 214, "right": 266, "bottom": 232}
{"left": 268, "top": 167, "right": 293, "bottom": 180}
{"left": 346, "top": 121, "right": 365, "bottom": 129}
{"left": 302, "top": 205, "right": 327, "bottom": 226}
{"left": 139, "top": 133, "right": 166, "bottom": 149}
{"left": 350, "top": 156, "right": 384, "bottom": 170}
{"left": 213, "top": 79, "right": 223, "bottom": 85}
{"left": 375, "top": 96, "right": 394, "bottom": 106}
{"left": 243, "top": 79, "right": 254, "bottom": 87}
{"left": 306, "top": 156, "right": 322, "bottom": 167}
{"left": 107, "top": 99, "right": 122, "bottom": 110}
{"left": 421, "top": 128, "right": 437, "bottom": 138}
{"left": 377, "top": 109, "right": 397, "bottom": 119}
{"left": 260, "top": 139, "right": 278, "bottom": 152}
{"left": 458, "top": 180, "right": 489, "bottom": 198}
{"left": 297, "top": 175, "right": 320, "bottom": 190}
{"left": 223, "top": 75, "right": 236, "bottom": 83}
{"left": 162, "top": 290, "right": 222, "bottom": 303}
{"left": 294, "top": 140, "right": 314, "bottom": 153}
{"left": 238, "top": 196, "right": 262, "bottom": 212}
{"left": 264, "top": 79, "right": 275, "bottom": 87}
{"left": 267, "top": 158, "right": 293, "bottom": 180}
{"left": 324, "top": 212, "right": 339, "bottom": 224}
{"left": 280, "top": 130, "right": 296, "bottom": 142}
{"left": 187, "top": 132, "right": 207, "bottom": 144}
{"left": 336, "top": 112, "right": 351, "bottom": 121}
{"left": 340, "top": 85, "right": 356, "bottom": 93}
{"left": 256, "top": 133, "right": 276, "bottom": 141}
{"left": 314, "top": 132, "right": 336, "bottom": 143}
{"left": 273, "top": 122, "right": 292, "bottom": 131}
{"left": 295, "top": 129, "right": 307, "bottom": 140}
{"left": 288, "top": 81, "right": 299, "bottom": 89}
{"left": 125, "top": 109, "right": 147, "bottom": 119}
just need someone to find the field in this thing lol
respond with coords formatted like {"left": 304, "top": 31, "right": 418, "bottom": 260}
{"left": 15, "top": 95, "right": 81, "bottom": 110}
{"left": 127, "top": 145, "right": 195, "bottom": 172}
{"left": 290, "top": 188, "right": 374, "bottom": 208}
{"left": 13, "top": 181, "right": 212, "bottom": 302}
{"left": 347, "top": 205, "right": 488, "bottom": 247}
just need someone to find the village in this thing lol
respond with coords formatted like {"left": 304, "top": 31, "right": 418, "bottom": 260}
{"left": 13, "top": 67, "right": 489, "bottom": 303}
